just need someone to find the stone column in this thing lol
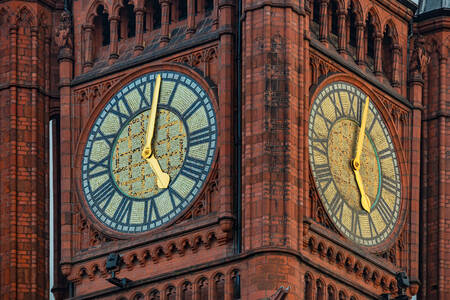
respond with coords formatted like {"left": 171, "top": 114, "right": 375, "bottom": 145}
{"left": 319, "top": 0, "right": 328, "bottom": 43}
{"left": 134, "top": 7, "right": 145, "bottom": 54}
{"left": 83, "top": 25, "right": 94, "bottom": 70}
{"left": 337, "top": 9, "right": 346, "bottom": 54}
{"left": 356, "top": 22, "right": 364, "bottom": 65}
{"left": 187, "top": 0, "right": 196, "bottom": 38}
{"left": 160, "top": 0, "right": 171, "bottom": 46}
{"left": 109, "top": 16, "right": 119, "bottom": 62}
{"left": 374, "top": 33, "right": 383, "bottom": 77}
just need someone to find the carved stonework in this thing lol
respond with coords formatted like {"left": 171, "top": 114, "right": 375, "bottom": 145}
{"left": 310, "top": 52, "right": 342, "bottom": 85}
{"left": 409, "top": 35, "right": 430, "bottom": 80}
{"left": 170, "top": 45, "right": 218, "bottom": 78}
{"left": 73, "top": 76, "right": 124, "bottom": 103}
{"left": 303, "top": 223, "right": 400, "bottom": 297}
{"left": 54, "top": 11, "right": 73, "bottom": 58}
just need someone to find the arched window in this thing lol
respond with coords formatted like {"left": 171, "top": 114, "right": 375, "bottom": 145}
{"left": 145, "top": 0, "right": 162, "bottom": 31}
{"left": 149, "top": 289, "right": 160, "bottom": 300}
{"left": 119, "top": 0, "right": 136, "bottom": 39}
{"left": 198, "top": 277, "right": 209, "bottom": 300}
{"left": 214, "top": 273, "right": 225, "bottom": 300}
{"left": 94, "top": 5, "right": 110, "bottom": 47}
{"left": 181, "top": 281, "right": 193, "bottom": 300}
{"left": 166, "top": 286, "right": 176, "bottom": 300}
{"left": 329, "top": 0, "right": 339, "bottom": 36}
{"left": 327, "top": 285, "right": 336, "bottom": 300}
{"left": 316, "top": 280, "right": 325, "bottom": 300}
{"left": 305, "top": 273, "right": 313, "bottom": 300}
{"left": 366, "top": 14, "right": 376, "bottom": 60}
{"left": 382, "top": 25, "right": 394, "bottom": 82}
{"left": 133, "top": 293, "right": 145, "bottom": 300}
{"left": 347, "top": 2, "right": 357, "bottom": 48}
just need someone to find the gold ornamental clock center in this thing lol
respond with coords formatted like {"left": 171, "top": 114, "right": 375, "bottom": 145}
{"left": 328, "top": 119, "right": 380, "bottom": 210}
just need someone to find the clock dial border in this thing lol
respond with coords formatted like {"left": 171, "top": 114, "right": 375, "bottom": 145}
{"left": 308, "top": 75, "right": 407, "bottom": 250}
{"left": 74, "top": 65, "right": 220, "bottom": 238}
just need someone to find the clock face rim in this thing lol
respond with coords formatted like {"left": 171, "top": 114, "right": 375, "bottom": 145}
{"left": 308, "top": 75, "right": 407, "bottom": 251}
{"left": 74, "top": 65, "right": 219, "bottom": 238}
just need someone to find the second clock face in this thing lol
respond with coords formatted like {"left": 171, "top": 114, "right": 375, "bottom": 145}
{"left": 309, "top": 82, "right": 401, "bottom": 247}
{"left": 81, "top": 71, "right": 217, "bottom": 234}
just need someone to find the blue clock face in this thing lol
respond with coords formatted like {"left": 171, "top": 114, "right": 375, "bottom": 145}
{"left": 81, "top": 71, "right": 217, "bottom": 234}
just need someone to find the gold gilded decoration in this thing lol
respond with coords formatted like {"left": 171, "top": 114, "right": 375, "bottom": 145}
{"left": 111, "top": 109, "right": 187, "bottom": 198}
{"left": 328, "top": 119, "right": 379, "bottom": 210}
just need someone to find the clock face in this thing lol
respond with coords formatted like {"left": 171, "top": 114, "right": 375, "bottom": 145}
{"left": 308, "top": 82, "right": 401, "bottom": 247}
{"left": 81, "top": 71, "right": 217, "bottom": 234}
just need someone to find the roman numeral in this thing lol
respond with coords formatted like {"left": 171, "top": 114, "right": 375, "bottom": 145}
{"left": 92, "top": 180, "right": 115, "bottom": 207}
{"left": 183, "top": 100, "right": 202, "bottom": 120}
{"left": 330, "top": 92, "right": 344, "bottom": 119}
{"left": 89, "top": 157, "right": 109, "bottom": 174}
{"left": 96, "top": 130, "right": 115, "bottom": 148}
{"left": 329, "top": 194, "right": 343, "bottom": 218}
{"left": 109, "top": 103, "right": 130, "bottom": 127}
{"left": 314, "top": 163, "right": 333, "bottom": 190}
{"left": 310, "top": 137, "right": 328, "bottom": 156}
{"left": 376, "top": 197, "right": 393, "bottom": 224}
{"left": 189, "top": 127, "right": 210, "bottom": 146}
{"left": 351, "top": 211, "right": 361, "bottom": 235}
{"left": 167, "top": 83, "right": 179, "bottom": 107}
{"left": 367, "top": 215, "right": 378, "bottom": 237}
{"left": 366, "top": 114, "right": 377, "bottom": 135}
{"left": 134, "top": 84, "right": 149, "bottom": 109}
{"left": 382, "top": 175, "right": 399, "bottom": 195}
{"left": 145, "top": 200, "right": 160, "bottom": 223}
{"left": 378, "top": 148, "right": 393, "bottom": 160}
{"left": 316, "top": 106, "right": 333, "bottom": 130}
{"left": 113, "top": 198, "right": 132, "bottom": 224}
{"left": 180, "top": 156, "right": 204, "bottom": 180}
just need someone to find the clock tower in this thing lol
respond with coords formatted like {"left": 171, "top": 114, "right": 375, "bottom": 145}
{"left": 0, "top": 0, "right": 448, "bottom": 298}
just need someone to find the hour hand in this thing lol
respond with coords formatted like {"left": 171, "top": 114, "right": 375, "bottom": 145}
{"left": 142, "top": 74, "right": 162, "bottom": 159}
{"left": 352, "top": 96, "right": 370, "bottom": 170}
{"left": 146, "top": 155, "right": 170, "bottom": 188}
{"left": 353, "top": 169, "right": 371, "bottom": 213}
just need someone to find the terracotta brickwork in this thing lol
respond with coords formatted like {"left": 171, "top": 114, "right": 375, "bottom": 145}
{"left": 0, "top": 0, "right": 448, "bottom": 298}
{"left": 0, "top": 1, "right": 59, "bottom": 299}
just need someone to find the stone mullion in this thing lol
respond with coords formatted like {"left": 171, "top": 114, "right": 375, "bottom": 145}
{"left": 160, "top": 0, "right": 171, "bottom": 46}
{"left": 318, "top": 0, "right": 328, "bottom": 43}
{"left": 83, "top": 25, "right": 94, "bottom": 70}
{"left": 134, "top": 8, "right": 145, "bottom": 54}
{"left": 392, "top": 44, "right": 401, "bottom": 87}
{"left": 356, "top": 22, "right": 364, "bottom": 65}
{"left": 187, "top": 0, "right": 196, "bottom": 38}
{"left": 374, "top": 34, "right": 382, "bottom": 76}
{"left": 109, "top": 16, "right": 120, "bottom": 61}
{"left": 337, "top": 10, "right": 346, "bottom": 54}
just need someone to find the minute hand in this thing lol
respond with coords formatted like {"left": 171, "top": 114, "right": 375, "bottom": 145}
{"left": 142, "top": 74, "right": 162, "bottom": 159}
{"left": 352, "top": 96, "right": 370, "bottom": 170}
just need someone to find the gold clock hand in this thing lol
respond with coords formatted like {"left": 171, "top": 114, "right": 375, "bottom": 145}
{"left": 352, "top": 96, "right": 370, "bottom": 170}
{"left": 354, "top": 169, "right": 371, "bottom": 213}
{"left": 142, "top": 74, "right": 162, "bottom": 159}
{"left": 146, "top": 155, "right": 170, "bottom": 188}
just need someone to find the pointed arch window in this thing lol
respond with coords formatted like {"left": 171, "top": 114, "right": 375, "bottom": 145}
{"left": 94, "top": 5, "right": 110, "bottom": 46}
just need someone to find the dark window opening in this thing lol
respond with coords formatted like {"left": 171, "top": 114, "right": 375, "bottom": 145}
{"left": 205, "top": 0, "right": 214, "bottom": 15}
{"left": 382, "top": 26, "right": 394, "bottom": 82}
{"left": 366, "top": 15, "right": 375, "bottom": 59}
{"left": 313, "top": 0, "right": 320, "bottom": 23}
{"left": 179, "top": 0, "right": 187, "bottom": 20}
{"left": 214, "top": 274, "right": 225, "bottom": 300}
{"left": 95, "top": 5, "right": 110, "bottom": 46}
{"left": 348, "top": 2, "right": 357, "bottom": 48}
{"left": 330, "top": 0, "right": 338, "bottom": 35}
{"left": 118, "top": 0, "right": 136, "bottom": 40}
